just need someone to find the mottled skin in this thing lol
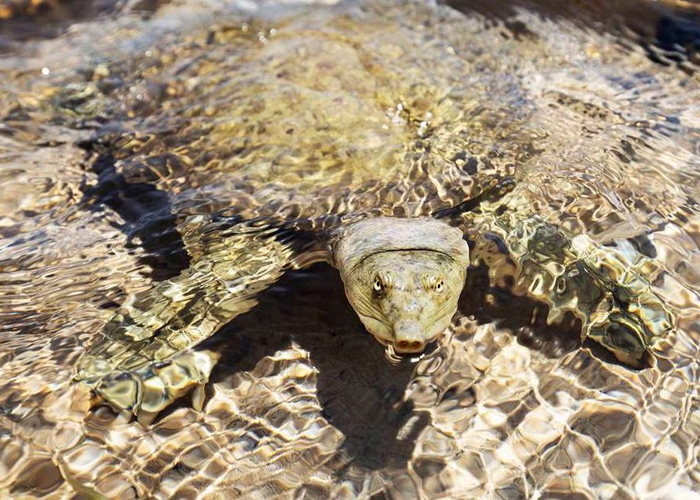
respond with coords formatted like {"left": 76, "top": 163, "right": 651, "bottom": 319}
{"left": 471, "top": 217, "right": 675, "bottom": 367}
{"left": 75, "top": 213, "right": 675, "bottom": 425}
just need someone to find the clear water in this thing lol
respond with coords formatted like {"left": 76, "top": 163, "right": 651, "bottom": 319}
{"left": 1, "top": 0, "right": 700, "bottom": 498}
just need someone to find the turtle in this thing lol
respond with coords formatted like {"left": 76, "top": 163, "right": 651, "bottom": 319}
{"left": 75, "top": 173, "right": 676, "bottom": 425}
{"left": 66, "top": 9, "right": 677, "bottom": 426}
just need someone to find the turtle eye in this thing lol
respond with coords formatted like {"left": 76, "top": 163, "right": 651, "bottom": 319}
{"left": 373, "top": 276, "right": 384, "bottom": 292}
{"left": 424, "top": 274, "right": 444, "bottom": 292}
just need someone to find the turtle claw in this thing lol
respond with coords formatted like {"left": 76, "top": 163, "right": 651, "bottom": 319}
{"left": 136, "top": 410, "right": 159, "bottom": 427}
{"left": 192, "top": 383, "right": 206, "bottom": 412}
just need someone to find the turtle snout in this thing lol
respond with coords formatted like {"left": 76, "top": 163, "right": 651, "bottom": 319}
{"left": 393, "top": 320, "right": 426, "bottom": 353}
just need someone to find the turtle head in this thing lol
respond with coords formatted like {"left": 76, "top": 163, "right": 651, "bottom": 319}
{"left": 341, "top": 249, "right": 467, "bottom": 354}
{"left": 333, "top": 217, "right": 470, "bottom": 355}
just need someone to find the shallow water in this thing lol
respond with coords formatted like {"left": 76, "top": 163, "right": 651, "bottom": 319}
{"left": 2, "top": 0, "right": 700, "bottom": 498}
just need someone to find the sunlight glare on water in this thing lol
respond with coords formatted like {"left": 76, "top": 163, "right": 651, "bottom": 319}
{"left": 2, "top": 0, "right": 700, "bottom": 498}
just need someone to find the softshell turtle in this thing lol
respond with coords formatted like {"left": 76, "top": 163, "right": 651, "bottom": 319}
{"left": 49, "top": 11, "right": 677, "bottom": 425}
{"left": 75, "top": 176, "right": 676, "bottom": 425}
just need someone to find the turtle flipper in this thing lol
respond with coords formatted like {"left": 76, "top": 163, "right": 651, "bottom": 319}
{"left": 471, "top": 218, "right": 675, "bottom": 367}
{"left": 76, "top": 221, "right": 320, "bottom": 423}
{"left": 565, "top": 232, "right": 675, "bottom": 366}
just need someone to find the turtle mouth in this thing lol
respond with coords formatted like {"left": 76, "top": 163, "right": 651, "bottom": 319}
{"left": 355, "top": 310, "right": 450, "bottom": 354}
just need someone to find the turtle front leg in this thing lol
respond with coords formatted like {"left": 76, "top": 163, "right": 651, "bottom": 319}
{"left": 76, "top": 225, "right": 307, "bottom": 424}
{"left": 471, "top": 218, "right": 675, "bottom": 367}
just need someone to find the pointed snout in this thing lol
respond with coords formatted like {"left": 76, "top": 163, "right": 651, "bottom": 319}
{"left": 393, "top": 320, "right": 426, "bottom": 353}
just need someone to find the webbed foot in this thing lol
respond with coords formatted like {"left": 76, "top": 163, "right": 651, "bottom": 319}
{"left": 79, "top": 350, "right": 220, "bottom": 425}
{"left": 586, "top": 286, "right": 674, "bottom": 367}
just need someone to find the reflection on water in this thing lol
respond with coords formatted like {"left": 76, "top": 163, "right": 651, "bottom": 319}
{"left": 2, "top": 0, "right": 700, "bottom": 497}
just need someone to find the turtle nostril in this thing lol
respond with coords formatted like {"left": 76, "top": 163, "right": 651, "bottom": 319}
{"left": 394, "top": 321, "right": 425, "bottom": 353}
{"left": 395, "top": 339, "right": 425, "bottom": 353}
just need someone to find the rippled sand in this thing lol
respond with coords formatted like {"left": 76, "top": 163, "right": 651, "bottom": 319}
{"left": 2, "top": 0, "right": 700, "bottom": 498}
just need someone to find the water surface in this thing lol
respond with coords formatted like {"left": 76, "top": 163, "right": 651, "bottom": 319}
{"left": 2, "top": 0, "right": 700, "bottom": 498}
